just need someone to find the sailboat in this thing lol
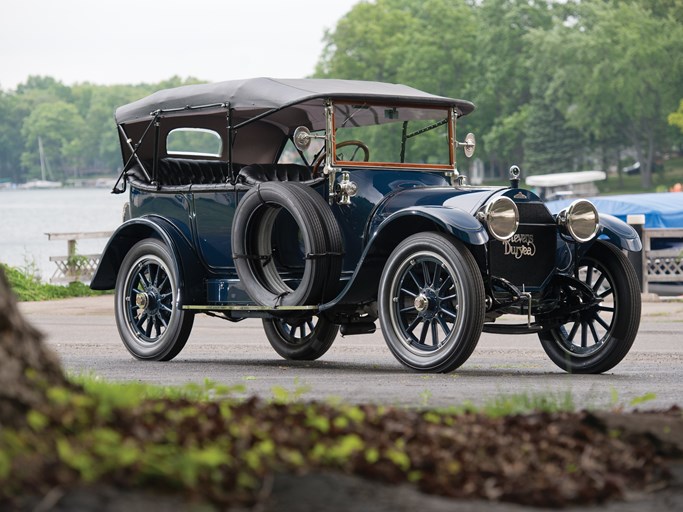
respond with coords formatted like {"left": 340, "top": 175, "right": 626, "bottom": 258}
{"left": 19, "top": 137, "right": 63, "bottom": 189}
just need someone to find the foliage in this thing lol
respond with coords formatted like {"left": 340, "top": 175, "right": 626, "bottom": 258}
{"left": 527, "top": 0, "right": 683, "bottom": 188}
{"left": 0, "top": 263, "right": 108, "bottom": 301}
{"left": 0, "top": 76, "right": 204, "bottom": 183}
{"left": 315, "top": 0, "right": 683, "bottom": 184}
{"left": 0, "top": 376, "right": 675, "bottom": 509}
{"left": 670, "top": 100, "right": 683, "bottom": 134}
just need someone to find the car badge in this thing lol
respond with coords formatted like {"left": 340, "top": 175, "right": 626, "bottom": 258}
{"left": 513, "top": 191, "right": 527, "bottom": 200}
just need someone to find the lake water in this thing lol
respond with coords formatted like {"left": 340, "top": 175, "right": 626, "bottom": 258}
{"left": 0, "top": 188, "right": 128, "bottom": 282}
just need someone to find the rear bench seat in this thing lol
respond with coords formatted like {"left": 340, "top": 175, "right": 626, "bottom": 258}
{"left": 125, "top": 158, "right": 237, "bottom": 186}
{"left": 155, "top": 158, "right": 233, "bottom": 186}
{"left": 236, "top": 164, "right": 313, "bottom": 186}
{"left": 125, "top": 159, "right": 315, "bottom": 188}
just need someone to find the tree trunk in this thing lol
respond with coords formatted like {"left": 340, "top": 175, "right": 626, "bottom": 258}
{"left": 0, "top": 267, "right": 69, "bottom": 427}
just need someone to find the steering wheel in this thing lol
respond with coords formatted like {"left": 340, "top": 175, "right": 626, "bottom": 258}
{"left": 312, "top": 140, "right": 370, "bottom": 177}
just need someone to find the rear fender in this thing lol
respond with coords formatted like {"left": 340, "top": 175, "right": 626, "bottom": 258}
{"left": 322, "top": 206, "right": 487, "bottom": 309}
{"left": 90, "top": 216, "right": 205, "bottom": 304}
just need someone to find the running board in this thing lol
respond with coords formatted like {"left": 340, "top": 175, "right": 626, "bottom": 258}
{"left": 483, "top": 323, "right": 544, "bottom": 335}
{"left": 182, "top": 305, "right": 318, "bottom": 312}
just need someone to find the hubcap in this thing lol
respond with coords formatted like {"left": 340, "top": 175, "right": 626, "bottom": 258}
{"left": 136, "top": 292, "right": 149, "bottom": 310}
{"left": 135, "top": 289, "right": 159, "bottom": 315}
{"left": 414, "top": 294, "right": 429, "bottom": 312}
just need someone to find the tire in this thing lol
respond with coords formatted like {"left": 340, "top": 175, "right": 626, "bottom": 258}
{"left": 294, "top": 182, "right": 344, "bottom": 302}
{"left": 538, "top": 240, "right": 641, "bottom": 374}
{"left": 115, "top": 238, "right": 194, "bottom": 361}
{"left": 232, "top": 182, "right": 342, "bottom": 306}
{"left": 378, "top": 232, "right": 485, "bottom": 372}
{"left": 263, "top": 315, "right": 339, "bottom": 360}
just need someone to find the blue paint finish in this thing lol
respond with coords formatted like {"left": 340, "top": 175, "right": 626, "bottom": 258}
{"left": 130, "top": 188, "right": 194, "bottom": 242}
{"left": 193, "top": 191, "right": 238, "bottom": 271}
{"left": 372, "top": 206, "right": 488, "bottom": 245}
{"left": 328, "top": 169, "right": 455, "bottom": 271}
{"left": 598, "top": 213, "right": 643, "bottom": 251}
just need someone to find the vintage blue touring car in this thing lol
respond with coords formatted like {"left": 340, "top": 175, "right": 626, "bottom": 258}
{"left": 92, "top": 78, "right": 642, "bottom": 373}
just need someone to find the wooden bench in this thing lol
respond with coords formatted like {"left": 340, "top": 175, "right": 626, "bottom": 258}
{"left": 46, "top": 231, "right": 112, "bottom": 284}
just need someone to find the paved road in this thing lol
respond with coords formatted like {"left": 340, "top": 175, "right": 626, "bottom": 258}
{"left": 19, "top": 296, "right": 683, "bottom": 410}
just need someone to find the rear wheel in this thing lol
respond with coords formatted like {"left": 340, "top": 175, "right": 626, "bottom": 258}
{"left": 378, "top": 232, "right": 485, "bottom": 372}
{"left": 538, "top": 241, "right": 641, "bottom": 373}
{"left": 263, "top": 316, "right": 338, "bottom": 360}
{"left": 115, "top": 239, "right": 193, "bottom": 361}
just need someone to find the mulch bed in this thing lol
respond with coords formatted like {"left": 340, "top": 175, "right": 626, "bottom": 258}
{"left": 3, "top": 398, "right": 681, "bottom": 510}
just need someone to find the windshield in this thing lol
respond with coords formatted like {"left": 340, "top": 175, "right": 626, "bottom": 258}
{"left": 332, "top": 102, "right": 453, "bottom": 168}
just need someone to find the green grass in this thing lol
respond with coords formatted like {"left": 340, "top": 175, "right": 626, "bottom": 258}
{"left": 1, "top": 263, "right": 109, "bottom": 302}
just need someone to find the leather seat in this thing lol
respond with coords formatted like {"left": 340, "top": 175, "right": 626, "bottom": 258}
{"left": 156, "top": 158, "right": 232, "bottom": 185}
{"left": 237, "top": 164, "right": 313, "bottom": 186}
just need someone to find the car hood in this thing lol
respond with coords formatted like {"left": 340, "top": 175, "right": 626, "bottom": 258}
{"left": 373, "top": 185, "right": 505, "bottom": 219}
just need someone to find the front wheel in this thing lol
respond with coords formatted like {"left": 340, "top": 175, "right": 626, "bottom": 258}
{"left": 115, "top": 238, "right": 194, "bottom": 361}
{"left": 378, "top": 233, "right": 485, "bottom": 372}
{"left": 538, "top": 241, "right": 641, "bottom": 373}
{"left": 263, "top": 316, "right": 338, "bottom": 360}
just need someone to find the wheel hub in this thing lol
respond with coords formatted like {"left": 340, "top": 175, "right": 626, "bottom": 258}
{"left": 415, "top": 289, "right": 439, "bottom": 320}
{"left": 414, "top": 294, "right": 429, "bottom": 312}
{"left": 135, "top": 289, "right": 159, "bottom": 314}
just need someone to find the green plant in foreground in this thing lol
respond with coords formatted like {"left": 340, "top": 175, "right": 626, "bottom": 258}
{"left": 0, "top": 375, "right": 672, "bottom": 509}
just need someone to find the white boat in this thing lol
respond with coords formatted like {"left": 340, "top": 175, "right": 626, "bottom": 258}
{"left": 18, "top": 179, "right": 63, "bottom": 189}
{"left": 19, "top": 137, "right": 63, "bottom": 189}
{"left": 525, "top": 170, "right": 606, "bottom": 201}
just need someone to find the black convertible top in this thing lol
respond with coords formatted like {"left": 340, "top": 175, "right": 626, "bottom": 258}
{"left": 115, "top": 77, "right": 475, "bottom": 125}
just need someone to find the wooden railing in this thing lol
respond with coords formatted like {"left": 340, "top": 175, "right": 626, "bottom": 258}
{"left": 640, "top": 228, "right": 683, "bottom": 294}
{"left": 46, "top": 231, "right": 112, "bottom": 284}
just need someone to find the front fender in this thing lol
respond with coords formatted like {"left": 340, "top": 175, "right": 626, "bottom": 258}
{"left": 370, "top": 206, "right": 489, "bottom": 246}
{"left": 598, "top": 213, "right": 642, "bottom": 252}
{"left": 321, "top": 206, "right": 486, "bottom": 309}
{"left": 90, "top": 216, "right": 205, "bottom": 304}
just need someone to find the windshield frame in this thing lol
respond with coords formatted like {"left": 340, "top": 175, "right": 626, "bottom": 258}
{"left": 330, "top": 101, "right": 456, "bottom": 171}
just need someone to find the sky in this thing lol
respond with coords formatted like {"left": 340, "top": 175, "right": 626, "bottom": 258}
{"left": 0, "top": 0, "right": 361, "bottom": 91}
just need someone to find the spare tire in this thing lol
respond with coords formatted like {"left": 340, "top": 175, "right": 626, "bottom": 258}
{"left": 290, "top": 182, "right": 344, "bottom": 303}
{"left": 232, "top": 181, "right": 342, "bottom": 307}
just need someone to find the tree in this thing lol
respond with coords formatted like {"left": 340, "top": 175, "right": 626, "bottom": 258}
{"left": 0, "top": 92, "right": 24, "bottom": 182}
{"left": 316, "top": 0, "right": 477, "bottom": 96}
{"left": 0, "top": 267, "right": 68, "bottom": 428}
{"left": 669, "top": 100, "right": 683, "bottom": 133}
{"left": 20, "top": 101, "right": 87, "bottom": 180}
{"left": 316, "top": 0, "right": 416, "bottom": 83}
{"left": 530, "top": 0, "right": 683, "bottom": 188}
{"left": 523, "top": 97, "right": 582, "bottom": 175}
{"left": 466, "top": 0, "right": 557, "bottom": 178}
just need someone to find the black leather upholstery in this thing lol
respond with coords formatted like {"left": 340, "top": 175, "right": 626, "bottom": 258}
{"left": 155, "top": 158, "right": 233, "bottom": 185}
{"left": 237, "top": 164, "right": 313, "bottom": 186}
{"left": 126, "top": 158, "right": 239, "bottom": 186}
{"left": 125, "top": 159, "right": 313, "bottom": 188}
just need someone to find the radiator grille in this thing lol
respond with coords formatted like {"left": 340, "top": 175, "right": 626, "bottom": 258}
{"left": 488, "top": 201, "right": 557, "bottom": 289}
